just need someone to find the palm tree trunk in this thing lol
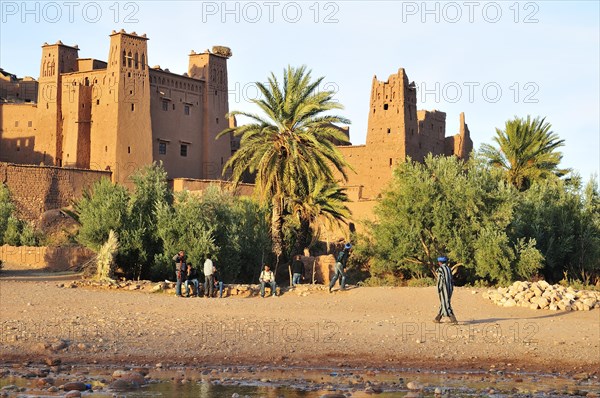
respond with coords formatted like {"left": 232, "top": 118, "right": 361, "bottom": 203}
{"left": 293, "top": 217, "right": 310, "bottom": 256}
{"left": 271, "top": 195, "right": 284, "bottom": 260}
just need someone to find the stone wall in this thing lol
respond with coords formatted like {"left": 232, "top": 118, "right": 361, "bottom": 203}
{"left": 0, "top": 162, "right": 111, "bottom": 222}
{"left": 0, "top": 244, "right": 95, "bottom": 271}
{"left": 171, "top": 178, "right": 255, "bottom": 196}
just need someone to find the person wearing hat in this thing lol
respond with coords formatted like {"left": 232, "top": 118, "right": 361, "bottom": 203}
{"left": 434, "top": 256, "right": 458, "bottom": 324}
{"left": 329, "top": 243, "right": 352, "bottom": 292}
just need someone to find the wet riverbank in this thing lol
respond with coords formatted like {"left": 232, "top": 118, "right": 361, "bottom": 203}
{"left": 1, "top": 363, "right": 598, "bottom": 397}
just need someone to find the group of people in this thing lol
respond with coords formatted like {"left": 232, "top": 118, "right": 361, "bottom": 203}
{"left": 173, "top": 251, "right": 224, "bottom": 298}
{"left": 172, "top": 244, "right": 459, "bottom": 324}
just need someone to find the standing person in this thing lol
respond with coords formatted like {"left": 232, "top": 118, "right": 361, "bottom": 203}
{"left": 212, "top": 265, "right": 224, "bottom": 298}
{"left": 203, "top": 255, "right": 214, "bottom": 298}
{"left": 291, "top": 255, "right": 304, "bottom": 286}
{"left": 434, "top": 256, "right": 458, "bottom": 324}
{"left": 329, "top": 243, "right": 351, "bottom": 292}
{"left": 172, "top": 250, "right": 186, "bottom": 297}
{"left": 259, "top": 264, "right": 277, "bottom": 297}
{"left": 185, "top": 262, "right": 200, "bottom": 297}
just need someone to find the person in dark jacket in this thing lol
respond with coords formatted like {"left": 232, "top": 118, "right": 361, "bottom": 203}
{"left": 434, "top": 256, "right": 458, "bottom": 324}
{"left": 212, "top": 265, "right": 224, "bottom": 298}
{"left": 329, "top": 243, "right": 351, "bottom": 292}
{"left": 185, "top": 262, "right": 200, "bottom": 297}
{"left": 172, "top": 250, "right": 186, "bottom": 297}
{"left": 291, "top": 255, "right": 304, "bottom": 286}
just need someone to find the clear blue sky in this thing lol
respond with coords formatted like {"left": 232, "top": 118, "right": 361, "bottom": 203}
{"left": 1, "top": 1, "right": 598, "bottom": 183}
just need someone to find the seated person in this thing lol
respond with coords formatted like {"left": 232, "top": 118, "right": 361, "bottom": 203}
{"left": 259, "top": 264, "right": 276, "bottom": 297}
{"left": 184, "top": 262, "right": 200, "bottom": 297}
{"left": 212, "top": 265, "right": 224, "bottom": 298}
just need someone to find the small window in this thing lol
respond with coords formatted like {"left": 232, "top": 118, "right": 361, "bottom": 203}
{"left": 383, "top": 104, "right": 388, "bottom": 110}
{"left": 184, "top": 105, "right": 190, "bottom": 115}
{"left": 216, "top": 118, "right": 219, "bottom": 124}
{"left": 159, "top": 142, "right": 167, "bottom": 155}
{"left": 14, "top": 121, "right": 18, "bottom": 127}
{"left": 172, "top": 104, "right": 175, "bottom": 110}
{"left": 128, "top": 146, "right": 131, "bottom": 154}
{"left": 28, "top": 121, "right": 32, "bottom": 127}
{"left": 180, "top": 144, "right": 188, "bottom": 157}
{"left": 389, "top": 158, "right": 392, "bottom": 166}
{"left": 387, "top": 128, "right": 390, "bottom": 134}
{"left": 215, "top": 90, "right": 218, "bottom": 96}
{"left": 131, "top": 103, "right": 135, "bottom": 111}
{"left": 162, "top": 101, "right": 168, "bottom": 111}
{"left": 96, "top": 99, "right": 100, "bottom": 105}
{"left": 105, "top": 146, "right": 108, "bottom": 152}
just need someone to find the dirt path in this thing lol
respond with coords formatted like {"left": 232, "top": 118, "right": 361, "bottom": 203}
{"left": 0, "top": 272, "right": 598, "bottom": 377}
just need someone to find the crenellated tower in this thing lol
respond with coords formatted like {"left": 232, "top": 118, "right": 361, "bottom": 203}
{"left": 87, "top": 30, "right": 152, "bottom": 183}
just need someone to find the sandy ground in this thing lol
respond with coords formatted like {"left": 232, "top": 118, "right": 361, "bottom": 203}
{"left": 0, "top": 271, "right": 598, "bottom": 377}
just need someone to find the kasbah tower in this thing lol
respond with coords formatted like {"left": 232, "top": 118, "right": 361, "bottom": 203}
{"left": 0, "top": 29, "right": 232, "bottom": 184}
{"left": 337, "top": 68, "right": 473, "bottom": 224}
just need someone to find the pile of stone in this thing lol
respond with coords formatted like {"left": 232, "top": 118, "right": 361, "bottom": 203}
{"left": 482, "top": 281, "right": 600, "bottom": 311}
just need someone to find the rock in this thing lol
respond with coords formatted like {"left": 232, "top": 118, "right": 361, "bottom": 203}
{"left": 76, "top": 343, "right": 88, "bottom": 350}
{"left": 406, "top": 381, "right": 422, "bottom": 390}
{"left": 434, "top": 387, "right": 442, "bottom": 394}
{"left": 109, "top": 379, "right": 140, "bottom": 390}
{"left": 50, "top": 340, "right": 67, "bottom": 351}
{"left": 152, "top": 284, "right": 163, "bottom": 292}
{"left": 536, "top": 297, "right": 549, "bottom": 308}
{"left": 504, "top": 299, "right": 517, "bottom": 307}
{"left": 320, "top": 394, "right": 346, "bottom": 398}
{"left": 45, "top": 357, "right": 61, "bottom": 366}
{"left": 65, "top": 391, "right": 81, "bottom": 398}
{"left": 36, "top": 377, "right": 54, "bottom": 387}
{"left": 63, "top": 382, "right": 87, "bottom": 391}
{"left": 132, "top": 367, "right": 150, "bottom": 376}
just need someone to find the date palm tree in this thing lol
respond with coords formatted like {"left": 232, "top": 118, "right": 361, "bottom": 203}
{"left": 480, "top": 116, "right": 569, "bottom": 191}
{"left": 217, "top": 65, "right": 351, "bottom": 264}
{"left": 288, "top": 179, "right": 351, "bottom": 255}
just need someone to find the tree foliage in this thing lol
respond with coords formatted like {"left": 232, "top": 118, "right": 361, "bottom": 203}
{"left": 511, "top": 177, "right": 600, "bottom": 282}
{"left": 480, "top": 115, "right": 570, "bottom": 191}
{"left": 218, "top": 65, "right": 352, "bottom": 261}
{"left": 75, "top": 164, "right": 270, "bottom": 282}
{"left": 367, "top": 155, "right": 543, "bottom": 285}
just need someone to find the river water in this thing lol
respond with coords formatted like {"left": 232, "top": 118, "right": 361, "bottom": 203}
{"left": 1, "top": 365, "right": 598, "bottom": 397}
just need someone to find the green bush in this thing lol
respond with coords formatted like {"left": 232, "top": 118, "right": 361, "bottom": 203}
{"left": 0, "top": 184, "right": 15, "bottom": 243}
{"left": 407, "top": 277, "right": 436, "bottom": 287}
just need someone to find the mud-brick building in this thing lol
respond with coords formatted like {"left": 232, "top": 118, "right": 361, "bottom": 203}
{"left": 0, "top": 30, "right": 234, "bottom": 184}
